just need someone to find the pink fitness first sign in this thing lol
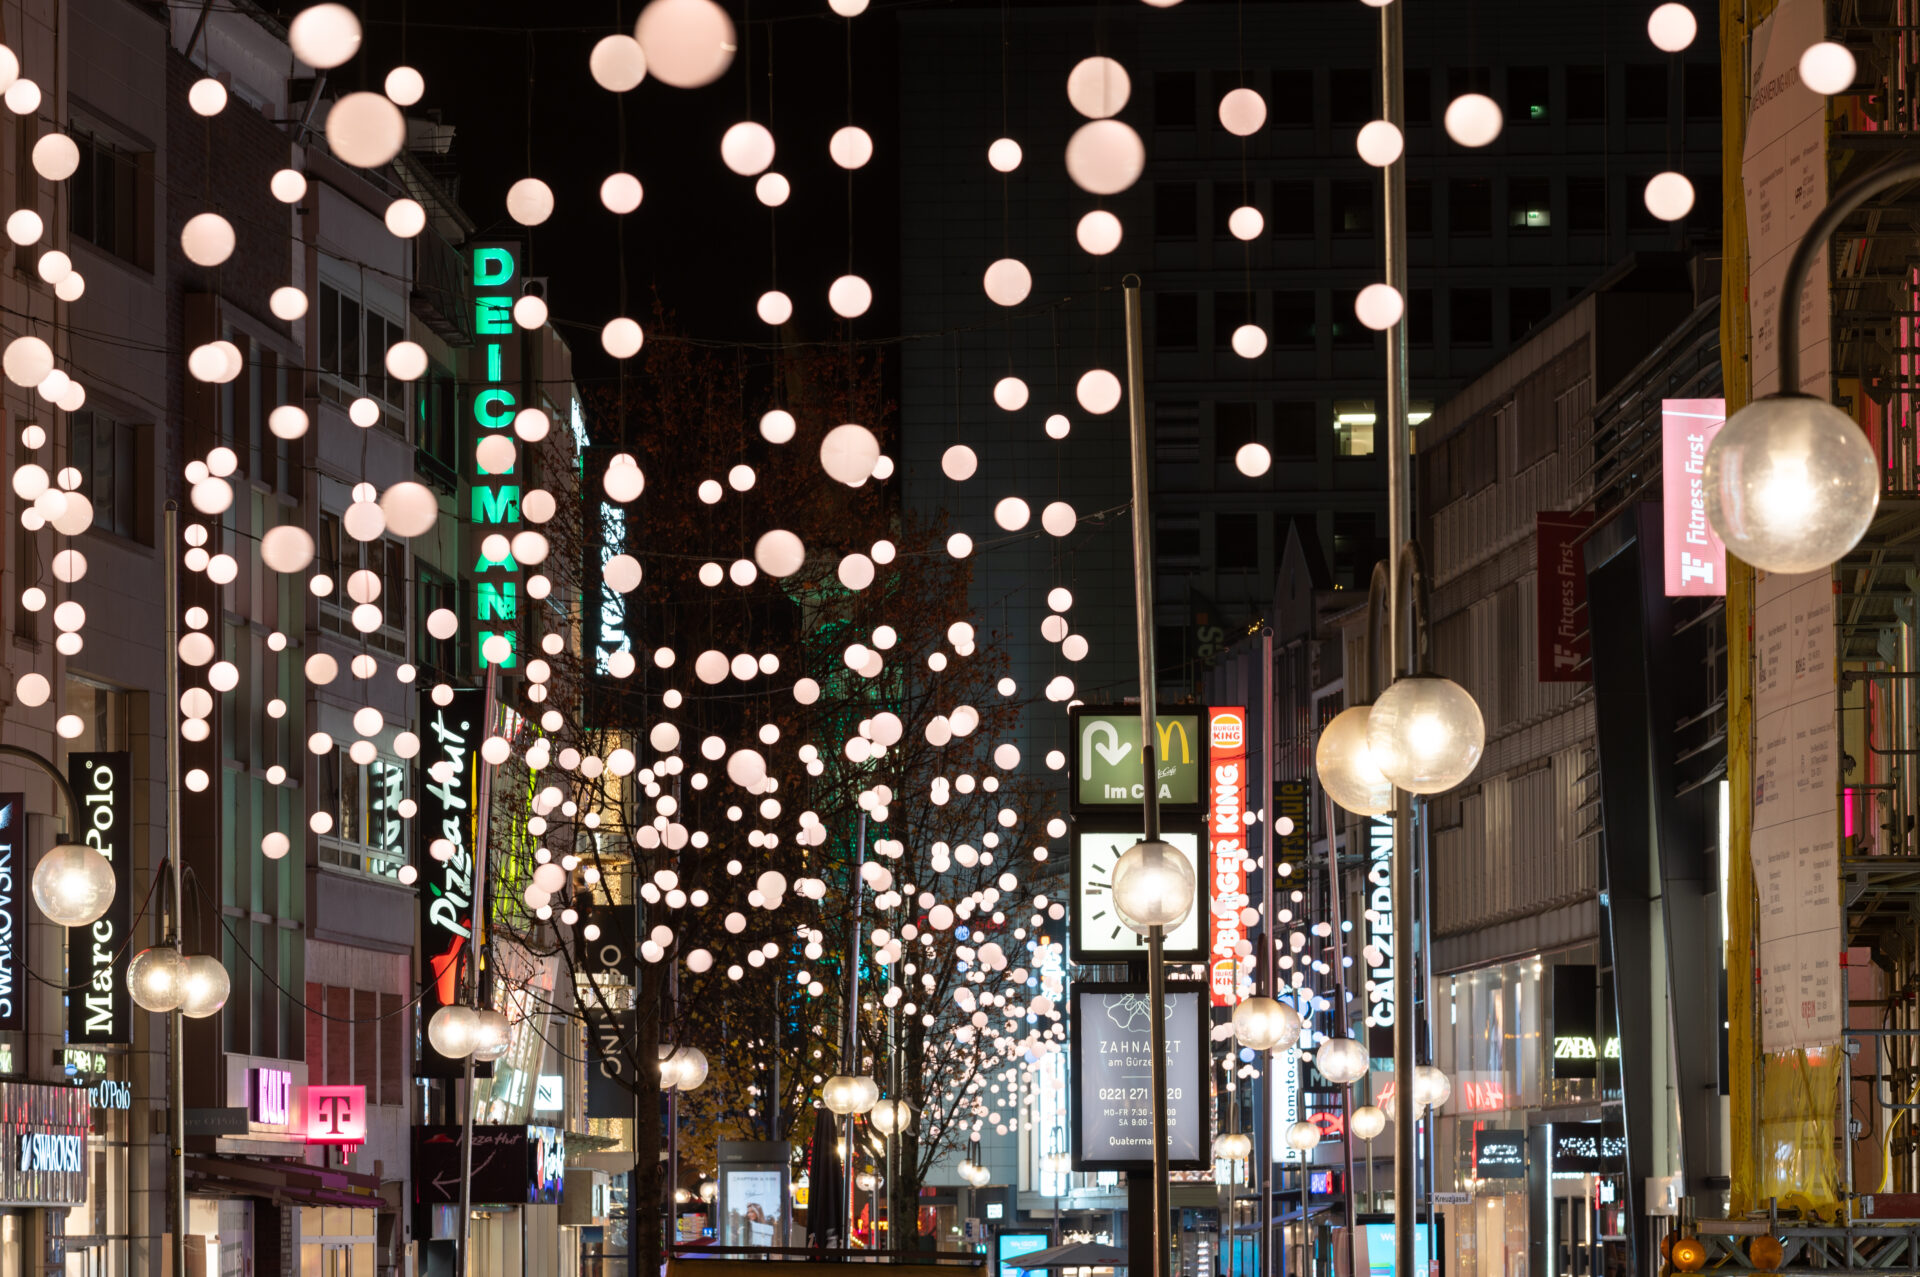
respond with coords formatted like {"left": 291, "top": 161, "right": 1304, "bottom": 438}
{"left": 1661, "top": 399, "right": 1728, "bottom": 597}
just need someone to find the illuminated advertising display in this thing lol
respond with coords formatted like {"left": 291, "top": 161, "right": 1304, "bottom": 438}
{"left": 0, "top": 793, "right": 22, "bottom": 1035}
{"left": 1660, "top": 398, "right": 1728, "bottom": 597}
{"left": 304, "top": 1084, "right": 367, "bottom": 1144}
{"left": 416, "top": 687, "right": 486, "bottom": 1077}
{"left": 68, "top": 754, "right": 131, "bottom": 1045}
{"left": 1362, "top": 815, "right": 1394, "bottom": 1057}
{"left": 467, "top": 243, "right": 524, "bottom": 670}
{"left": 1206, "top": 708, "right": 1250, "bottom": 1006}
{"left": 1068, "top": 984, "right": 1208, "bottom": 1171}
{"left": 1535, "top": 512, "right": 1594, "bottom": 682}
{"left": 1070, "top": 707, "right": 1205, "bottom": 811}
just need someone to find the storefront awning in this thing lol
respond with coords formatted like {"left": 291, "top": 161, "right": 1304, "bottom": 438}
{"left": 185, "top": 1155, "right": 387, "bottom": 1210}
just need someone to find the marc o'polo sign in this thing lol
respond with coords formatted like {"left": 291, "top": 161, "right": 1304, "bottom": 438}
{"left": 1071, "top": 707, "right": 1204, "bottom": 812}
{"left": 416, "top": 689, "right": 486, "bottom": 1078}
{"left": 0, "top": 793, "right": 25, "bottom": 1033}
{"left": 68, "top": 754, "right": 131, "bottom": 1045}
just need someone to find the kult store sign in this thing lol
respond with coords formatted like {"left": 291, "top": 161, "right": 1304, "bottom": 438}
{"left": 68, "top": 754, "right": 131, "bottom": 1045}
{"left": 468, "top": 244, "right": 524, "bottom": 670}
{"left": 1206, "top": 708, "right": 1250, "bottom": 1007}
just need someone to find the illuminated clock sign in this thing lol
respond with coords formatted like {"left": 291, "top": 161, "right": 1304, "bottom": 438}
{"left": 1069, "top": 824, "right": 1207, "bottom": 964}
{"left": 467, "top": 243, "right": 523, "bottom": 671}
{"left": 416, "top": 687, "right": 487, "bottom": 1078}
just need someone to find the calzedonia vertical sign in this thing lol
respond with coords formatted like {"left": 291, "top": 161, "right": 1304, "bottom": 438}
{"left": 68, "top": 754, "right": 131, "bottom": 1045}
{"left": 467, "top": 243, "right": 524, "bottom": 671}
{"left": 0, "top": 794, "right": 23, "bottom": 1034}
{"left": 417, "top": 689, "right": 486, "bottom": 1077}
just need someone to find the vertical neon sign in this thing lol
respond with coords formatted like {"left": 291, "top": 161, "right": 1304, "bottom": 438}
{"left": 470, "top": 245, "right": 522, "bottom": 670}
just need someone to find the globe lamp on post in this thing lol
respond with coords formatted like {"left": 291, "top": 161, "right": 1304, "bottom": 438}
{"left": 1231, "top": 996, "right": 1302, "bottom": 1052}
{"left": 31, "top": 842, "right": 115, "bottom": 927}
{"left": 1315, "top": 706, "right": 1393, "bottom": 816}
{"left": 426, "top": 1004, "right": 479, "bottom": 1059}
{"left": 127, "top": 945, "right": 187, "bottom": 1013}
{"left": 1313, "top": 1036, "right": 1371, "bottom": 1086}
{"left": 470, "top": 1008, "right": 512, "bottom": 1064}
{"left": 177, "top": 954, "right": 231, "bottom": 1019}
{"left": 1350, "top": 1106, "right": 1387, "bottom": 1142}
{"left": 1366, "top": 674, "right": 1486, "bottom": 794}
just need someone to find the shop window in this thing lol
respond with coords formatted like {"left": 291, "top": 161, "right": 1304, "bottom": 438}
{"left": 1507, "top": 176, "right": 1552, "bottom": 231}
{"left": 1272, "top": 290, "right": 1316, "bottom": 347}
{"left": 1625, "top": 64, "right": 1668, "bottom": 118}
{"left": 1153, "top": 72, "right": 1197, "bottom": 129}
{"left": 1450, "top": 179, "right": 1492, "bottom": 235}
{"left": 69, "top": 125, "right": 153, "bottom": 270}
{"left": 1216, "top": 513, "right": 1260, "bottom": 571}
{"left": 1511, "top": 287, "right": 1554, "bottom": 340}
{"left": 1566, "top": 66, "right": 1607, "bottom": 121}
{"left": 1273, "top": 401, "right": 1317, "bottom": 458}
{"left": 1155, "top": 293, "right": 1199, "bottom": 350}
{"left": 1685, "top": 59, "right": 1720, "bottom": 119}
{"left": 318, "top": 281, "right": 405, "bottom": 420}
{"left": 1332, "top": 179, "right": 1373, "bottom": 236}
{"left": 1270, "top": 181, "right": 1314, "bottom": 237}
{"left": 1508, "top": 66, "right": 1549, "bottom": 123}
{"left": 1154, "top": 182, "right": 1198, "bottom": 240}
{"left": 318, "top": 747, "right": 408, "bottom": 880}
{"left": 1270, "top": 69, "right": 1314, "bottom": 127}
{"left": 70, "top": 409, "right": 151, "bottom": 543}
{"left": 1567, "top": 177, "right": 1607, "bottom": 232}
{"left": 1215, "top": 402, "right": 1257, "bottom": 460}
{"left": 1214, "top": 293, "right": 1254, "bottom": 350}
{"left": 1330, "top": 68, "right": 1373, "bottom": 124}
{"left": 1453, "top": 289, "right": 1495, "bottom": 344}
{"left": 1404, "top": 68, "right": 1433, "bottom": 125}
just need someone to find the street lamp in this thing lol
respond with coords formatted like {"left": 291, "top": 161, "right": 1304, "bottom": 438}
{"left": 1313, "top": 1037, "right": 1370, "bottom": 1086}
{"left": 30, "top": 841, "right": 115, "bottom": 927}
{"left": 870, "top": 1096, "right": 913, "bottom": 1135}
{"left": 1365, "top": 674, "right": 1485, "bottom": 795}
{"left": 177, "top": 953, "right": 231, "bottom": 1019}
{"left": 1314, "top": 708, "right": 1393, "bottom": 817}
{"left": 1286, "top": 1121, "right": 1322, "bottom": 1154}
{"left": 1217, "top": 1132, "right": 1254, "bottom": 1162}
{"left": 127, "top": 946, "right": 187, "bottom": 1013}
{"left": 1232, "top": 996, "right": 1302, "bottom": 1052}
{"left": 426, "top": 1003, "right": 480, "bottom": 1058}
{"left": 1110, "top": 840, "right": 1195, "bottom": 931}
{"left": 822, "top": 1074, "right": 879, "bottom": 1115}
{"left": 471, "top": 1008, "right": 512, "bottom": 1064}
{"left": 1349, "top": 1107, "right": 1387, "bottom": 1142}
{"left": 1412, "top": 1065, "right": 1453, "bottom": 1113}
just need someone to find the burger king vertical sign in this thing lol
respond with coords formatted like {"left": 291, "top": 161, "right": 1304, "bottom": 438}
{"left": 1207, "top": 708, "right": 1250, "bottom": 1006}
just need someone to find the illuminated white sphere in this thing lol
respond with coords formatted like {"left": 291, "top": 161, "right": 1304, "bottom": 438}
{"left": 1355, "top": 283, "right": 1405, "bottom": 331}
{"left": 261, "top": 832, "right": 291, "bottom": 860}
{"left": 983, "top": 259, "right": 1032, "bottom": 307}
{"left": 31, "top": 134, "right": 79, "bottom": 181}
{"left": 1066, "top": 56, "right": 1131, "bottom": 119}
{"left": 427, "top": 1004, "right": 479, "bottom": 1059}
{"left": 289, "top": 3, "right": 360, "bottom": 67}
{"left": 755, "top": 530, "right": 806, "bottom": 577}
{"left": 634, "top": 0, "right": 736, "bottom": 88}
{"left": 342, "top": 499, "right": 385, "bottom": 541}
{"left": 1065, "top": 119, "right": 1145, "bottom": 195}
{"left": 1041, "top": 501, "right": 1077, "bottom": 536}
{"left": 271, "top": 287, "right": 308, "bottom": 320}
{"left": 127, "top": 946, "right": 186, "bottom": 1013}
{"left": 179, "top": 954, "right": 231, "bottom": 1019}
{"left": 829, "top": 126, "right": 874, "bottom": 169}
{"left": 384, "top": 64, "right": 425, "bottom": 105}
{"left": 590, "top": 34, "right": 649, "bottom": 92}
{"left": 1351, "top": 1105, "right": 1387, "bottom": 1140}
{"left": 721, "top": 122, "right": 776, "bottom": 176}
{"left": 1646, "top": 3, "right": 1698, "bottom": 50}
{"left": 757, "top": 290, "right": 793, "bottom": 326}
{"left": 1703, "top": 394, "right": 1880, "bottom": 572}
{"left": 601, "top": 172, "right": 644, "bottom": 213}
{"left": 942, "top": 445, "right": 978, "bottom": 480}
{"left": 1287, "top": 1120, "right": 1323, "bottom": 1153}
{"left": 1356, "top": 119, "right": 1404, "bottom": 166}
{"left": 994, "top": 377, "right": 1030, "bottom": 411}
{"left": 32, "top": 842, "right": 115, "bottom": 926}
{"left": 760, "top": 409, "right": 796, "bottom": 443}
{"left": 15, "top": 673, "right": 46, "bottom": 707}
{"left": 269, "top": 405, "right": 309, "bottom": 439}
{"left": 270, "top": 169, "right": 307, "bottom": 203}
{"left": 820, "top": 423, "right": 880, "bottom": 485}
{"left": 506, "top": 178, "right": 555, "bottom": 226}
{"left": 380, "top": 481, "right": 439, "bottom": 536}
{"left": 1316, "top": 705, "right": 1392, "bottom": 815}
{"left": 1236, "top": 442, "right": 1272, "bottom": 477}
{"left": 385, "top": 198, "right": 426, "bottom": 237}
{"left": 756, "top": 173, "right": 790, "bottom": 206}
{"left": 385, "top": 341, "right": 428, "bottom": 381}
{"left": 603, "top": 554, "right": 644, "bottom": 594}
{"left": 512, "top": 295, "right": 547, "bottom": 329}
{"left": 1233, "top": 996, "right": 1302, "bottom": 1051}
{"left": 829, "top": 275, "right": 872, "bottom": 318}
{"left": 1799, "top": 41, "right": 1856, "bottom": 95}
{"left": 1110, "top": 840, "right": 1194, "bottom": 933}
{"left": 1414, "top": 1064, "right": 1453, "bottom": 1112}
{"left": 947, "top": 532, "right": 973, "bottom": 558}
{"left": 189, "top": 77, "right": 228, "bottom": 116}
{"left": 994, "top": 497, "right": 1030, "bottom": 531}
{"left": 830, "top": 0, "right": 869, "bottom": 13}
{"left": 4, "top": 209, "right": 39, "bottom": 246}
{"left": 3, "top": 336, "right": 52, "bottom": 387}
{"left": 3, "top": 79, "right": 38, "bottom": 116}
{"left": 56, "top": 272, "right": 84, "bottom": 302}
{"left": 1077, "top": 369, "right": 1122, "bottom": 414}
{"left": 325, "top": 92, "right": 405, "bottom": 167}
{"left": 1644, "top": 172, "right": 1695, "bottom": 222}
{"left": 1231, "top": 324, "right": 1268, "bottom": 359}
{"left": 988, "top": 138, "right": 1022, "bottom": 172}
{"left": 1367, "top": 674, "right": 1487, "bottom": 794}
{"left": 1227, "top": 206, "right": 1263, "bottom": 240}
{"left": 822, "top": 1074, "right": 880, "bottom": 1115}
{"left": 1218, "top": 87, "right": 1267, "bottom": 136}
{"left": 602, "top": 318, "right": 644, "bottom": 358}
{"left": 260, "top": 525, "right": 316, "bottom": 573}
{"left": 1315, "top": 1036, "right": 1371, "bottom": 1085}
{"left": 604, "top": 454, "right": 646, "bottom": 500}
{"left": 0, "top": 47, "right": 16, "bottom": 94}
{"left": 180, "top": 213, "right": 236, "bottom": 266}
{"left": 1444, "top": 93, "right": 1503, "bottom": 147}
{"left": 838, "top": 554, "right": 876, "bottom": 590}
{"left": 1077, "top": 210, "right": 1123, "bottom": 255}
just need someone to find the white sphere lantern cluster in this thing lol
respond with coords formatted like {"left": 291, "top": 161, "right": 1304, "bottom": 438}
{"left": 1313, "top": 1036, "right": 1370, "bottom": 1085}
{"left": 1365, "top": 674, "right": 1486, "bottom": 794}
{"left": 427, "top": 1003, "right": 511, "bottom": 1061}
{"left": 660, "top": 1045, "right": 710, "bottom": 1091}
{"left": 1231, "top": 996, "right": 1302, "bottom": 1051}
{"left": 822, "top": 1073, "right": 880, "bottom": 1115}
{"left": 1109, "top": 839, "right": 1194, "bottom": 935}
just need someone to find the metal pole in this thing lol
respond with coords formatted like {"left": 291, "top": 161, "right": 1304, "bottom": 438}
{"left": 1325, "top": 793, "right": 1359, "bottom": 1274}
{"left": 164, "top": 504, "right": 186, "bottom": 1277}
{"left": 1147, "top": 923, "right": 1171, "bottom": 1277}
{"left": 1260, "top": 628, "right": 1275, "bottom": 1277}
{"left": 458, "top": 660, "right": 498, "bottom": 1277}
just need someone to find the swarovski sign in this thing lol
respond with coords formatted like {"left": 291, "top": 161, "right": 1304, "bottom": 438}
{"left": 0, "top": 793, "right": 22, "bottom": 1034}
{"left": 17, "top": 1132, "right": 81, "bottom": 1175}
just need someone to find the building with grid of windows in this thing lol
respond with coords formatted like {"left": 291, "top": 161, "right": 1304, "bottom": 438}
{"left": 895, "top": 0, "right": 1721, "bottom": 782}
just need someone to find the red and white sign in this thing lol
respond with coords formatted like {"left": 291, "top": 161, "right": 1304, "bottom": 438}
{"left": 302, "top": 1085, "right": 367, "bottom": 1145}
{"left": 1661, "top": 399, "right": 1728, "bottom": 596}
{"left": 1206, "top": 708, "right": 1250, "bottom": 1007}
{"left": 1536, "top": 512, "right": 1594, "bottom": 683}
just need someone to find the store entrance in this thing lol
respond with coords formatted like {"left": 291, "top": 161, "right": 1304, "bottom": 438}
{"left": 1551, "top": 1195, "right": 1597, "bottom": 1277}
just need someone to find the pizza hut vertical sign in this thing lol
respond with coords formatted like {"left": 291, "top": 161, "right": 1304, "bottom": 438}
{"left": 68, "top": 754, "right": 131, "bottom": 1044}
{"left": 417, "top": 689, "right": 485, "bottom": 1077}
{"left": 1206, "top": 708, "right": 1250, "bottom": 1007}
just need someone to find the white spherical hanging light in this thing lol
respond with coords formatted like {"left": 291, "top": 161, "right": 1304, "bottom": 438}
{"left": 830, "top": 0, "right": 870, "bottom": 14}
{"left": 4, "top": 336, "right": 53, "bottom": 387}
{"left": 1232, "top": 996, "right": 1302, "bottom": 1051}
{"left": 1314, "top": 1036, "right": 1370, "bottom": 1085}
{"left": 1316, "top": 705, "right": 1393, "bottom": 815}
{"left": 634, "top": 0, "right": 736, "bottom": 88}
{"left": 942, "top": 445, "right": 978, "bottom": 480}
{"left": 1703, "top": 395, "right": 1880, "bottom": 572}
{"left": 1350, "top": 1105, "right": 1388, "bottom": 1140}
{"left": 1444, "top": 93, "right": 1503, "bottom": 147}
{"left": 828, "top": 275, "right": 873, "bottom": 318}
{"left": 601, "top": 172, "right": 644, "bottom": 213}
{"left": 31, "top": 133, "right": 79, "bottom": 181}
{"left": 260, "top": 525, "right": 316, "bottom": 573}
{"left": 385, "top": 65, "right": 425, "bottom": 105}
{"left": 820, "top": 423, "right": 880, "bottom": 485}
{"left": 180, "top": 213, "right": 235, "bottom": 266}
{"left": 590, "top": 34, "right": 648, "bottom": 92}
{"left": 983, "top": 258, "right": 1032, "bottom": 307}
{"left": 1235, "top": 442, "right": 1271, "bottom": 477}
{"left": 721, "top": 121, "right": 776, "bottom": 176}
{"left": 384, "top": 198, "right": 426, "bottom": 238}
{"left": 988, "top": 138, "right": 1022, "bottom": 172}
{"left": 602, "top": 317, "right": 644, "bottom": 358}
{"left": 1076, "top": 369, "right": 1122, "bottom": 414}
{"left": 1218, "top": 87, "right": 1267, "bottom": 136}
{"left": 1356, "top": 120, "right": 1404, "bottom": 166}
{"left": 31, "top": 842, "right": 115, "bottom": 926}
{"left": 994, "top": 497, "right": 1030, "bottom": 531}
{"left": 754, "top": 530, "right": 805, "bottom": 577}
{"left": 1647, "top": 2, "right": 1698, "bottom": 50}
{"left": 1066, "top": 56, "right": 1131, "bottom": 119}
{"left": 188, "top": 77, "right": 228, "bottom": 116}
{"left": 1077, "top": 210, "right": 1123, "bottom": 255}
{"left": 1041, "top": 501, "right": 1077, "bottom": 536}
{"left": 1643, "top": 172, "right": 1695, "bottom": 222}
{"left": 3, "top": 80, "right": 38, "bottom": 117}
{"left": 759, "top": 409, "right": 796, "bottom": 443}
{"left": 288, "top": 3, "right": 361, "bottom": 68}
{"left": 127, "top": 946, "right": 186, "bottom": 1012}
{"left": 506, "top": 178, "right": 555, "bottom": 226}
{"left": 756, "top": 173, "right": 790, "bottom": 206}
{"left": 1354, "top": 283, "right": 1405, "bottom": 331}
{"left": 829, "top": 126, "right": 874, "bottom": 169}
{"left": 1231, "top": 324, "right": 1268, "bottom": 359}
{"left": 1366, "top": 674, "right": 1487, "bottom": 794}
{"left": 757, "top": 291, "right": 793, "bottom": 326}
{"left": 1227, "top": 206, "right": 1264, "bottom": 240}
{"left": 993, "top": 376, "right": 1029, "bottom": 411}
{"left": 178, "top": 954, "right": 231, "bottom": 1019}
{"left": 4, "top": 209, "right": 40, "bottom": 246}
{"left": 1109, "top": 839, "right": 1194, "bottom": 934}
{"left": 1065, "top": 119, "right": 1146, "bottom": 195}
{"left": 1799, "top": 41, "right": 1856, "bottom": 95}
{"left": 325, "top": 92, "right": 406, "bottom": 168}
{"left": 270, "top": 169, "right": 307, "bottom": 203}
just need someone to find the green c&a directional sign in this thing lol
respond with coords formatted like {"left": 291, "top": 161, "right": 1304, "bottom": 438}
{"left": 1070, "top": 708, "right": 1204, "bottom": 810}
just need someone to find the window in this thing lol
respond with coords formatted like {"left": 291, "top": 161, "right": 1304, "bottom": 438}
{"left": 1156, "top": 515, "right": 1202, "bottom": 561}
{"left": 319, "top": 748, "right": 408, "bottom": 880}
{"left": 1408, "top": 289, "right": 1435, "bottom": 346}
{"left": 1625, "top": 174, "right": 1667, "bottom": 231}
{"left": 1154, "top": 72, "right": 1197, "bottom": 129}
{"left": 1332, "top": 179, "right": 1373, "bottom": 235}
{"left": 1214, "top": 181, "right": 1258, "bottom": 237}
{"left": 416, "top": 564, "right": 468, "bottom": 677}
{"left": 416, "top": 362, "right": 458, "bottom": 483}
{"left": 1155, "top": 293, "right": 1199, "bottom": 350}
{"left": 1155, "top": 183, "right": 1198, "bottom": 239}
{"left": 1271, "top": 70, "right": 1314, "bottom": 126}
{"left": 1508, "top": 176, "right": 1552, "bottom": 230}
{"left": 1334, "top": 402, "right": 1375, "bottom": 457}
{"left": 1333, "top": 513, "right": 1381, "bottom": 585}
{"left": 1215, "top": 403, "right": 1257, "bottom": 459}
{"left": 1156, "top": 402, "right": 1200, "bottom": 464}
{"left": 1214, "top": 294, "right": 1253, "bottom": 350}
{"left": 70, "top": 410, "right": 148, "bottom": 542}
{"left": 1450, "top": 179, "right": 1492, "bottom": 235}
{"left": 1447, "top": 67, "right": 1492, "bottom": 100}
{"left": 1625, "top": 64, "right": 1668, "bottom": 118}
{"left": 1404, "top": 68, "right": 1433, "bottom": 125}
{"left": 1272, "top": 291, "right": 1316, "bottom": 346}
{"left": 1406, "top": 180, "right": 1433, "bottom": 235}
{"left": 1567, "top": 66, "right": 1607, "bottom": 121}
{"left": 1273, "top": 402, "right": 1317, "bottom": 458}
{"left": 1452, "top": 288, "right": 1494, "bottom": 344}
{"left": 68, "top": 128, "right": 151, "bottom": 269}
{"left": 1330, "top": 290, "right": 1371, "bottom": 347}
{"left": 1508, "top": 66, "right": 1550, "bottom": 123}
{"left": 318, "top": 282, "right": 404, "bottom": 415}
{"left": 1567, "top": 177, "right": 1607, "bottom": 232}
{"left": 317, "top": 512, "right": 409, "bottom": 656}
{"left": 1216, "top": 513, "right": 1259, "bottom": 571}
{"left": 1511, "top": 287, "right": 1553, "bottom": 339}
{"left": 1271, "top": 181, "right": 1314, "bottom": 236}
{"left": 1685, "top": 60, "right": 1720, "bottom": 119}
{"left": 1330, "top": 68, "right": 1373, "bottom": 124}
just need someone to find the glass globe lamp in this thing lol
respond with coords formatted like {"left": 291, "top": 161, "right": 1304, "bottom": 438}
{"left": 668, "top": 1045, "right": 710, "bottom": 1092}
{"left": 1350, "top": 1105, "right": 1387, "bottom": 1141}
{"left": 1216, "top": 1132, "right": 1253, "bottom": 1161}
{"left": 427, "top": 1004, "right": 479, "bottom": 1059}
{"left": 1413, "top": 1064, "right": 1453, "bottom": 1112}
{"left": 1286, "top": 1120, "right": 1323, "bottom": 1152}
{"left": 127, "top": 945, "right": 186, "bottom": 1012}
{"left": 699, "top": 1180, "right": 718, "bottom": 1203}
{"left": 178, "top": 953, "right": 231, "bottom": 1019}
{"left": 1314, "top": 1036, "right": 1370, "bottom": 1085}
{"left": 823, "top": 1074, "right": 877, "bottom": 1115}
{"left": 1366, "top": 675, "right": 1486, "bottom": 794}
{"left": 1703, "top": 394, "right": 1880, "bottom": 573}
{"left": 871, "top": 1097, "right": 914, "bottom": 1135}
{"left": 1232, "top": 996, "right": 1303, "bottom": 1052}
{"left": 470, "top": 1008, "right": 512, "bottom": 1063}
{"left": 965, "top": 1163, "right": 992, "bottom": 1188}
{"left": 1315, "top": 706, "right": 1393, "bottom": 816}
{"left": 32, "top": 842, "right": 115, "bottom": 926}
{"left": 1110, "top": 839, "right": 1195, "bottom": 935}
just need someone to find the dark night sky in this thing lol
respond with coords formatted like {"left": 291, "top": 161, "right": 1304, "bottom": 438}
{"left": 331, "top": 0, "right": 905, "bottom": 403}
